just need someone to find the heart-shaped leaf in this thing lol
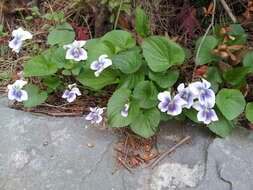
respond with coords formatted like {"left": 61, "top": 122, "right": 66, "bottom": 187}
{"left": 24, "top": 84, "right": 48, "bottom": 107}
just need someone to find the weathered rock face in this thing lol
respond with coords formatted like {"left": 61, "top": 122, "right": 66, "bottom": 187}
{"left": 0, "top": 97, "right": 253, "bottom": 190}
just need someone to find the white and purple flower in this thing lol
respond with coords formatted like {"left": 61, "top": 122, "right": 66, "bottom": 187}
{"left": 9, "top": 27, "right": 32, "bottom": 53}
{"left": 158, "top": 91, "right": 186, "bottom": 116}
{"left": 189, "top": 79, "right": 215, "bottom": 105}
{"left": 193, "top": 101, "right": 218, "bottom": 124}
{"left": 90, "top": 54, "right": 112, "bottom": 77}
{"left": 63, "top": 40, "right": 88, "bottom": 61}
{"left": 121, "top": 103, "right": 129, "bottom": 117}
{"left": 85, "top": 107, "right": 104, "bottom": 124}
{"left": 62, "top": 83, "right": 81, "bottom": 103}
{"left": 7, "top": 80, "right": 28, "bottom": 102}
{"left": 177, "top": 83, "right": 195, "bottom": 109}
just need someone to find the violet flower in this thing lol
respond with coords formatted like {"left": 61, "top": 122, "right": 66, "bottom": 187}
{"left": 62, "top": 83, "right": 81, "bottom": 103}
{"left": 85, "top": 107, "right": 104, "bottom": 124}
{"left": 90, "top": 54, "right": 112, "bottom": 77}
{"left": 193, "top": 101, "right": 218, "bottom": 124}
{"left": 176, "top": 83, "right": 195, "bottom": 109}
{"left": 189, "top": 79, "right": 215, "bottom": 105}
{"left": 121, "top": 103, "right": 129, "bottom": 117}
{"left": 7, "top": 80, "right": 28, "bottom": 102}
{"left": 9, "top": 28, "right": 32, "bottom": 53}
{"left": 63, "top": 40, "right": 87, "bottom": 61}
{"left": 158, "top": 91, "right": 186, "bottom": 116}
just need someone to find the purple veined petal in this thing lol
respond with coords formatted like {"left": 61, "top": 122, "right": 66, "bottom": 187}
{"left": 14, "top": 90, "right": 28, "bottom": 102}
{"left": 189, "top": 81, "right": 203, "bottom": 96}
{"left": 199, "top": 89, "right": 215, "bottom": 107}
{"left": 65, "top": 49, "right": 75, "bottom": 60}
{"left": 98, "top": 54, "right": 109, "bottom": 62}
{"left": 85, "top": 112, "right": 94, "bottom": 121}
{"left": 157, "top": 91, "right": 171, "bottom": 102}
{"left": 66, "top": 92, "right": 76, "bottom": 103}
{"left": 177, "top": 83, "right": 185, "bottom": 92}
{"left": 166, "top": 101, "right": 183, "bottom": 116}
{"left": 202, "top": 78, "right": 211, "bottom": 89}
{"left": 62, "top": 90, "right": 70, "bottom": 98}
{"left": 76, "top": 48, "right": 88, "bottom": 61}
{"left": 94, "top": 114, "right": 103, "bottom": 124}
{"left": 8, "top": 89, "right": 16, "bottom": 100}
{"left": 9, "top": 38, "right": 22, "bottom": 53}
{"left": 121, "top": 104, "right": 129, "bottom": 117}
{"left": 177, "top": 88, "right": 195, "bottom": 109}
{"left": 158, "top": 102, "right": 169, "bottom": 112}
{"left": 210, "top": 109, "right": 219, "bottom": 122}
{"left": 71, "top": 87, "right": 81, "bottom": 96}
{"left": 174, "top": 94, "right": 187, "bottom": 107}
{"left": 90, "top": 61, "right": 101, "bottom": 70}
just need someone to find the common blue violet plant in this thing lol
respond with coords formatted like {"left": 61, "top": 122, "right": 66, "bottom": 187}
{"left": 121, "top": 103, "right": 129, "bottom": 117}
{"left": 7, "top": 80, "right": 28, "bottom": 102}
{"left": 90, "top": 54, "right": 112, "bottom": 77}
{"left": 62, "top": 83, "right": 81, "bottom": 103}
{"left": 63, "top": 40, "right": 88, "bottom": 61}
{"left": 9, "top": 16, "right": 247, "bottom": 139}
{"left": 85, "top": 107, "right": 104, "bottom": 124}
{"left": 9, "top": 27, "right": 32, "bottom": 53}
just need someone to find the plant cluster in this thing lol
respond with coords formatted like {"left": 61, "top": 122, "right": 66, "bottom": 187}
{"left": 6, "top": 7, "right": 253, "bottom": 138}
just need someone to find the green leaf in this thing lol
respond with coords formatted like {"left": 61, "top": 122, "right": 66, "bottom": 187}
{"left": 113, "top": 48, "right": 142, "bottom": 74}
{"left": 130, "top": 108, "right": 160, "bottom": 138}
{"left": 135, "top": 7, "right": 150, "bottom": 37}
{"left": 243, "top": 51, "right": 253, "bottom": 72}
{"left": 246, "top": 103, "right": 253, "bottom": 123}
{"left": 43, "top": 77, "right": 60, "bottom": 90}
{"left": 196, "top": 36, "right": 219, "bottom": 65}
{"left": 208, "top": 110, "right": 235, "bottom": 137}
{"left": 149, "top": 70, "right": 179, "bottom": 88}
{"left": 47, "top": 23, "right": 75, "bottom": 45}
{"left": 62, "top": 69, "right": 72, "bottom": 75}
{"left": 226, "top": 24, "right": 247, "bottom": 46}
{"left": 206, "top": 66, "right": 223, "bottom": 92}
{"left": 108, "top": 88, "right": 140, "bottom": 127}
{"left": 133, "top": 81, "right": 158, "bottom": 109}
{"left": 24, "top": 84, "right": 48, "bottom": 107}
{"left": 77, "top": 69, "right": 118, "bottom": 90}
{"left": 24, "top": 55, "right": 58, "bottom": 77}
{"left": 101, "top": 30, "right": 136, "bottom": 52}
{"left": 119, "top": 69, "right": 145, "bottom": 89}
{"left": 216, "top": 89, "right": 246, "bottom": 120}
{"left": 142, "top": 36, "right": 185, "bottom": 72}
{"left": 223, "top": 67, "right": 250, "bottom": 86}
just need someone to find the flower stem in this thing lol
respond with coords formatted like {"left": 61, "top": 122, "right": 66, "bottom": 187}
{"left": 113, "top": 0, "right": 124, "bottom": 30}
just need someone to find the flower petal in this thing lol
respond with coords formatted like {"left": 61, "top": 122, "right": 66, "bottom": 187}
{"left": 14, "top": 80, "right": 27, "bottom": 88}
{"left": 90, "top": 61, "right": 100, "bottom": 70}
{"left": 99, "top": 54, "right": 109, "bottom": 62}
{"left": 202, "top": 78, "right": 211, "bottom": 89}
{"left": 199, "top": 89, "right": 215, "bottom": 107}
{"left": 9, "top": 38, "right": 22, "bottom": 53}
{"left": 177, "top": 83, "right": 185, "bottom": 92}
{"left": 8, "top": 89, "right": 16, "bottom": 100}
{"left": 67, "top": 93, "right": 76, "bottom": 103}
{"left": 157, "top": 91, "right": 171, "bottom": 102}
{"left": 85, "top": 112, "right": 94, "bottom": 121}
{"left": 71, "top": 87, "right": 81, "bottom": 96}
{"left": 102, "top": 58, "right": 112, "bottom": 69}
{"left": 167, "top": 103, "right": 182, "bottom": 116}
{"left": 189, "top": 81, "right": 203, "bottom": 96}
{"left": 62, "top": 90, "right": 70, "bottom": 98}
{"left": 20, "top": 90, "right": 28, "bottom": 101}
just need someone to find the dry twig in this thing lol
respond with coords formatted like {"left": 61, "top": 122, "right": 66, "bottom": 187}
{"left": 148, "top": 136, "right": 191, "bottom": 169}
{"left": 220, "top": 0, "right": 237, "bottom": 23}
